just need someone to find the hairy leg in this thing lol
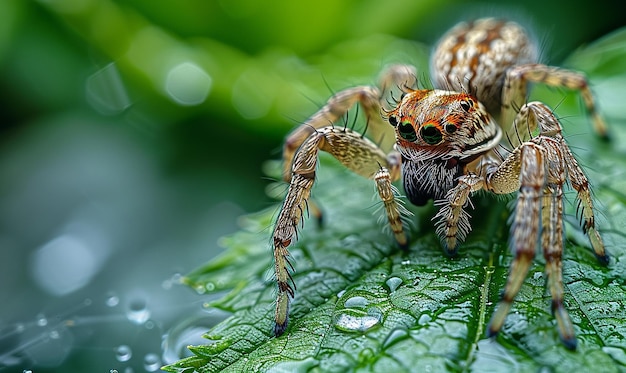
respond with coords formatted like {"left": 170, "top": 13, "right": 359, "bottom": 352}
{"left": 273, "top": 126, "right": 404, "bottom": 335}
{"left": 282, "top": 64, "right": 417, "bottom": 182}
{"left": 500, "top": 64, "right": 608, "bottom": 140}
{"left": 487, "top": 142, "right": 544, "bottom": 339}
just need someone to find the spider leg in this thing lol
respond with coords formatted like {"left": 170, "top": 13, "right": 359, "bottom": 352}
{"left": 282, "top": 86, "right": 384, "bottom": 181}
{"left": 487, "top": 101, "right": 605, "bottom": 348}
{"left": 500, "top": 63, "right": 609, "bottom": 141}
{"left": 537, "top": 127, "right": 576, "bottom": 348}
{"left": 562, "top": 144, "right": 608, "bottom": 264}
{"left": 433, "top": 173, "right": 484, "bottom": 255}
{"left": 374, "top": 156, "right": 408, "bottom": 248}
{"left": 487, "top": 141, "right": 544, "bottom": 340}
{"left": 282, "top": 64, "right": 416, "bottom": 182}
{"left": 541, "top": 180, "right": 576, "bottom": 348}
{"left": 273, "top": 126, "right": 404, "bottom": 336}
{"left": 528, "top": 101, "right": 608, "bottom": 263}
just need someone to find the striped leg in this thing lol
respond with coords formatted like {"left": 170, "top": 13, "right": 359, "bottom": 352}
{"left": 487, "top": 142, "right": 544, "bottom": 339}
{"left": 273, "top": 126, "right": 403, "bottom": 335}
{"left": 501, "top": 64, "right": 609, "bottom": 140}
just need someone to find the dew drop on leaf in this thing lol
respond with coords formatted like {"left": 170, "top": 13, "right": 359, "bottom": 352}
{"left": 344, "top": 296, "right": 369, "bottom": 308}
{"left": 382, "top": 328, "right": 409, "bottom": 348}
{"left": 334, "top": 308, "right": 382, "bottom": 333}
{"left": 385, "top": 277, "right": 403, "bottom": 293}
{"left": 358, "top": 348, "right": 375, "bottom": 363}
{"left": 418, "top": 313, "right": 432, "bottom": 325}
{"left": 602, "top": 346, "right": 626, "bottom": 365}
{"left": 193, "top": 284, "right": 206, "bottom": 294}
{"left": 268, "top": 357, "right": 319, "bottom": 373}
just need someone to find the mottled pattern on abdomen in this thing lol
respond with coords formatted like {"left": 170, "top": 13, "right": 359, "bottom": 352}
{"left": 430, "top": 18, "right": 538, "bottom": 114}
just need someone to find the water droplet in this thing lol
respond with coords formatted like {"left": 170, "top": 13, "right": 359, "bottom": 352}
{"left": 193, "top": 284, "right": 206, "bottom": 294}
{"left": 603, "top": 346, "right": 626, "bottom": 365}
{"left": 143, "top": 353, "right": 161, "bottom": 372}
{"left": 358, "top": 348, "right": 375, "bottom": 363}
{"left": 383, "top": 328, "right": 409, "bottom": 348}
{"left": 269, "top": 356, "right": 319, "bottom": 373}
{"left": 205, "top": 282, "right": 215, "bottom": 292}
{"left": 23, "top": 370, "right": 33, "bottom": 373}
{"left": 126, "top": 298, "right": 151, "bottom": 325}
{"left": 401, "top": 260, "right": 411, "bottom": 265}
{"left": 36, "top": 313, "right": 48, "bottom": 327}
{"left": 337, "top": 290, "right": 346, "bottom": 298}
{"left": 334, "top": 308, "right": 382, "bottom": 333}
{"left": 344, "top": 296, "right": 369, "bottom": 309}
{"left": 470, "top": 339, "right": 519, "bottom": 371}
{"left": 418, "top": 313, "right": 432, "bottom": 325}
{"left": 110, "top": 370, "right": 119, "bottom": 373}
{"left": 385, "top": 277, "right": 403, "bottom": 293}
{"left": 106, "top": 292, "right": 120, "bottom": 307}
{"left": 115, "top": 345, "right": 132, "bottom": 362}
{"left": 49, "top": 329, "right": 60, "bottom": 339}
{"left": 533, "top": 272, "right": 543, "bottom": 281}
{"left": 162, "top": 273, "right": 184, "bottom": 290}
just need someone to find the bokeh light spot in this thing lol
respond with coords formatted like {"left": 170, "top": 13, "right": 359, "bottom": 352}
{"left": 165, "top": 61, "right": 212, "bottom": 106}
{"left": 86, "top": 62, "right": 131, "bottom": 115}
{"left": 31, "top": 232, "right": 107, "bottom": 296}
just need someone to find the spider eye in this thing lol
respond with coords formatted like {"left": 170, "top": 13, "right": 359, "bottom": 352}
{"left": 460, "top": 99, "right": 473, "bottom": 112}
{"left": 398, "top": 120, "right": 417, "bottom": 142}
{"left": 444, "top": 123, "right": 457, "bottom": 134}
{"left": 420, "top": 124, "right": 443, "bottom": 145}
{"left": 388, "top": 115, "right": 399, "bottom": 127}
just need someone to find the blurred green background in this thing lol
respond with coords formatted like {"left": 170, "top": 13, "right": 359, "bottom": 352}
{"left": 0, "top": 0, "right": 623, "bottom": 371}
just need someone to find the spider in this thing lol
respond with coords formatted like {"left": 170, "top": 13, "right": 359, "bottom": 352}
{"left": 271, "top": 17, "right": 609, "bottom": 350}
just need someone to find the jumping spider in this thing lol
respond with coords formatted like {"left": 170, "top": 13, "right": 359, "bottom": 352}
{"left": 271, "top": 17, "right": 609, "bottom": 349}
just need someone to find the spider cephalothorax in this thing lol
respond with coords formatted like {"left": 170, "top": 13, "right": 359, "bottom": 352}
{"left": 271, "top": 17, "right": 608, "bottom": 350}
{"left": 388, "top": 89, "right": 502, "bottom": 206}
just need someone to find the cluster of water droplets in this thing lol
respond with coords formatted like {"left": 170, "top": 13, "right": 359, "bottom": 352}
{"left": 332, "top": 274, "right": 408, "bottom": 335}
{"left": 0, "top": 272, "right": 231, "bottom": 371}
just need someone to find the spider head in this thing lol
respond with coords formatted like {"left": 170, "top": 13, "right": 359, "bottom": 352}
{"left": 387, "top": 89, "right": 502, "bottom": 161}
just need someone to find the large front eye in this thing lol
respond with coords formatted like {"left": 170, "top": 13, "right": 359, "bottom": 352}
{"left": 420, "top": 124, "right": 443, "bottom": 145}
{"left": 398, "top": 120, "right": 417, "bottom": 142}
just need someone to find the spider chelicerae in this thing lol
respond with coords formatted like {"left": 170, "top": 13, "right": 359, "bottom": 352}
{"left": 271, "top": 17, "right": 609, "bottom": 350}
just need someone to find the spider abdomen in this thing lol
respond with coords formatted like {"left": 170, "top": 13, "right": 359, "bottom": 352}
{"left": 431, "top": 18, "right": 538, "bottom": 114}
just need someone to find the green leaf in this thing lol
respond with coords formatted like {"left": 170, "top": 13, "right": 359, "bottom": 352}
{"left": 164, "top": 28, "right": 626, "bottom": 373}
